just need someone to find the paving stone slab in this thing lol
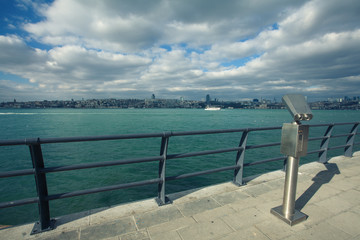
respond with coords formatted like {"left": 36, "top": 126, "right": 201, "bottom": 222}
{"left": 178, "top": 218, "right": 233, "bottom": 240}
{"left": 296, "top": 184, "right": 343, "bottom": 206}
{"left": 221, "top": 207, "right": 267, "bottom": 230}
{"left": 314, "top": 194, "right": 353, "bottom": 215}
{"left": 254, "top": 199, "right": 281, "bottom": 215}
{"left": 337, "top": 189, "right": 360, "bottom": 206}
{"left": 149, "top": 229, "right": 182, "bottom": 240}
{"left": 350, "top": 205, "right": 360, "bottom": 215}
{"left": 338, "top": 169, "right": 360, "bottom": 179}
{"left": 147, "top": 217, "right": 195, "bottom": 235}
{"left": 242, "top": 183, "right": 273, "bottom": 197}
{"left": 192, "top": 205, "right": 235, "bottom": 222}
{"left": 326, "top": 211, "right": 360, "bottom": 236}
{"left": 254, "top": 218, "right": 307, "bottom": 240}
{"left": 80, "top": 218, "right": 136, "bottom": 240}
{"left": 102, "top": 236, "right": 120, "bottom": 240}
{"left": 298, "top": 162, "right": 327, "bottom": 175}
{"left": 263, "top": 177, "right": 287, "bottom": 190}
{"left": 54, "top": 210, "right": 90, "bottom": 232}
{"left": 256, "top": 187, "right": 283, "bottom": 203}
{"left": 119, "top": 230, "right": 149, "bottom": 240}
{"left": 31, "top": 229, "right": 79, "bottom": 240}
{"left": 211, "top": 189, "right": 249, "bottom": 205}
{"left": 228, "top": 195, "right": 261, "bottom": 212}
{"left": 244, "top": 170, "right": 285, "bottom": 185}
{"left": 169, "top": 182, "right": 239, "bottom": 204}
{"left": 133, "top": 205, "right": 183, "bottom": 229}
{"left": 176, "top": 197, "right": 221, "bottom": 217}
{"left": 283, "top": 222, "right": 351, "bottom": 240}
{"left": 300, "top": 204, "right": 334, "bottom": 227}
{"left": 0, "top": 223, "right": 34, "bottom": 240}
{"left": 329, "top": 178, "right": 359, "bottom": 192}
{"left": 89, "top": 199, "right": 158, "bottom": 225}
{"left": 216, "top": 226, "right": 269, "bottom": 240}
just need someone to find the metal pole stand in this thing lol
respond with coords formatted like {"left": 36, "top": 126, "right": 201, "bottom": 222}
{"left": 271, "top": 155, "right": 307, "bottom": 226}
{"left": 271, "top": 94, "right": 312, "bottom": 226}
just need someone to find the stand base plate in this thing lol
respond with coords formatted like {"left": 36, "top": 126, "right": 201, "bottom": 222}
{"left": 271, "top": 206, "right": 307, "bottom": 226}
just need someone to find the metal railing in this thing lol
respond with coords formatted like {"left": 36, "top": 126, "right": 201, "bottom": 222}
{"left": 0, "top": 122, "right": 359, "bottom": 234}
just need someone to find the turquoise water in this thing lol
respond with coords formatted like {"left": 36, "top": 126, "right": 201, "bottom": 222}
{"left": 0, "top": 108, "right": 359, "bottom": 225}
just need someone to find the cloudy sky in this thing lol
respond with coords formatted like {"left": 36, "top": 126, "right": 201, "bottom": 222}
{"left": 0, "top": 0, "right": 359, "bottom": 102}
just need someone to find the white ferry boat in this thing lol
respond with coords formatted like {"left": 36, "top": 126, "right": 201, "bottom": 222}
{"left": 205, "top": 106, "right": 221, "bottom": 111}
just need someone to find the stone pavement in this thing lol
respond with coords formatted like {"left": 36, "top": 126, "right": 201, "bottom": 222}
{"left": 1, "top": 152, "right": 360, "bottom": 240}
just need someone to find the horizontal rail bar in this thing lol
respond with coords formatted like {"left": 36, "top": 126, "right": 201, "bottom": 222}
{"left": 249, "top": 126, "right": 282, "bottom": 131}
{"left": 0, "top": 139, "right": 28, "bottom": 146}
{"left": 0, "top": 133, "right": 168, "bottom": 146}
{"left": 46, "top": 178, "right": 162, "bottom": 201}
{"left": 170, "top": 129, "right": 246, "bottom": 136}
{"left": 331, "top": 133, "right": 351, "bottom": 139}
{"left": 307, "top": 123, "right": 335, "bottom": 128}
{"left": 246, "top": 142, "right": 281, "bottom": 150}
{"left": 308, "top": 136, "right": 326, "bottom": 141}
{"left": 167, "top": 147, "right": 243, "bottom": 160}
{"left": 42, "top": 156, "right": 163, "bottom": 174}
{"left": 0, "top": 197, "right": 38, "bottom": 209}
{"left": 166, "top": 165, "right": 239, "bottom": 181}
{"left": 327, "top": 144, "right": 349, "bottom": 151}
{"left": 244, "top": 156, "right": 287, "bottom": 167}
{"left": 171, "top": 127, "right": 281, "bottom": 137}
{"left": 308, "top": 122, "right": 359, "bottom": 127}
{"left": 0, "top": 168, "right": 35, "bottom": 178}
{"left": 307, "top": 149, "right": 323, "bottom": 155}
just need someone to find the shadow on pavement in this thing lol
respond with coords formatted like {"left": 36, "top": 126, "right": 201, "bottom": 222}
{"left": 296, "top": 163, "right": 340, "bottom": 210}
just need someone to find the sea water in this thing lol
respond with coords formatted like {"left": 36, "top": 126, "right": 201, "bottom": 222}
{"left": 0, "top": 108, "right": 359, "bottom": 225}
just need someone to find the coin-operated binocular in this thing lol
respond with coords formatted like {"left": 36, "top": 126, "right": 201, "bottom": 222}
{"left": 271, "top": 94, "right": 313, "bottom": 226}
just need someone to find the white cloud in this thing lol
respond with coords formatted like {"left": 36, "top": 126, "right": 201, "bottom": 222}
{"left": 23, "top": 0, "right": 307, "bottom": 52}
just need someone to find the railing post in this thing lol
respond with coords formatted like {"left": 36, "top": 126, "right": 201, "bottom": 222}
{"left": 156, "top": 133, "right": 172, "bottom": 206}
{"left": 318, "top": 124, "right": 334, "bottom": 163}
{"left": 344, "top": 123, "right": 359, "bottom": 157}
{"left": 29, "top": 140, "right": 55, "bottom": 234}
{"left": 233, "top": 130, "right": 248, "bottom": 186}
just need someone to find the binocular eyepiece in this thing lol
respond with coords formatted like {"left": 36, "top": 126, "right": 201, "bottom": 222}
{"left": 294, "top": 113, "right": 313, "bottom": 122}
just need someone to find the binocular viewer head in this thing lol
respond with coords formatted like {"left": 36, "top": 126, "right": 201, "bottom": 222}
{"left": 282, "top": 94, "right": 313, "bottom": 122}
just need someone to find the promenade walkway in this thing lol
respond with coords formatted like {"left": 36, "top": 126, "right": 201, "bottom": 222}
{"left": 1, "top": 152, "right": 360, "bottom": 240}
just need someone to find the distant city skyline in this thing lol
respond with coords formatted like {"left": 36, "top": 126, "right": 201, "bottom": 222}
{"left": 1, "top": 1, "right": 360, "bottom": 102}
{"left": 2, "top": 95, "right": 359, "bottom": 110}
{"left": 4, "top": 93, "right": 360, "bottom": 104}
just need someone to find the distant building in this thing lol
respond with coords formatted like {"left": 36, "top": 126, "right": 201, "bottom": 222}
{"left": 151, "top": 94, "right": 155, "bottom": 99}
{"left": 206, "top": 94, "right": 211, "bottom": 105}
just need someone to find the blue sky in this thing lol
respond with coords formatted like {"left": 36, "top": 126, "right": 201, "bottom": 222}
{"left": 0, "top": 0, "right": 360, "bottom": 102}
